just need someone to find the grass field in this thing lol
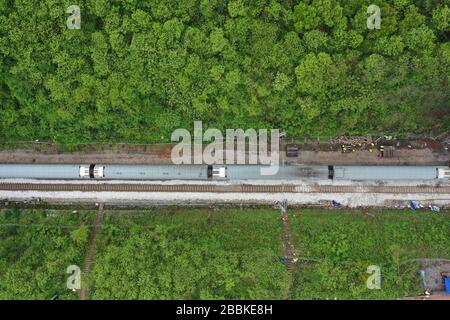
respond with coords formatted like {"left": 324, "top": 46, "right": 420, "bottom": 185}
{"left": 0, "top": 207, "right": 448, "bottom": 300}
{"left": 289, "top": 209, "right": 450, "bottom": 299}
{"left": 88, "top": 208, "right": 289, "bottom": 299}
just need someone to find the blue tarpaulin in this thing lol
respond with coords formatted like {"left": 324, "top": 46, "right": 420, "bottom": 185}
{"left": 331, "top": 200, "right": 342, "bottom": 209}
{"left": 408, "top": 200, "right": 419, "bottom": 210}
{"left": 445, "top": 277, "right": 450, "bottom": 294}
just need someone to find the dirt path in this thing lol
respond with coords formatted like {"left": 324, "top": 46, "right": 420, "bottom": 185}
{"left": 281, "top": 209, "right": 293, "bottom": 271}
{"left": 0, "top": 139, "right": 447, "bottom": 165}
{"left": 80, "top": 203, "right": 105, "bottom": 300}
{"left": 275, "top": 200, "right": 295, "bottom": 299}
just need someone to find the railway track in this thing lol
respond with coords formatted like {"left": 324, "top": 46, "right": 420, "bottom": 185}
{"left": 0, "top": 182, "right": 450, "bottom": 194}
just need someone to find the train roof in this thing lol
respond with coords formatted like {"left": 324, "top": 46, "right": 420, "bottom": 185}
{"left": 225, "top": 165, "right": 329, "bottom": 179}
{"left": 333, "top": 166, "right": 442, "bottom": 180}
{"left": 103, "top": 165, "right": 208, "bottom": 180}
{"left": 0, "top": 164, "right": 82, "bottom": 179}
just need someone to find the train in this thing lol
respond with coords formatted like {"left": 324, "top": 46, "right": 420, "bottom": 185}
{"left": 0, "top": 164, "right": 449, "bottom": 181}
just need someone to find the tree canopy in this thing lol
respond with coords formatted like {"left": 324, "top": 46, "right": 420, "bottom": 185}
{"left": 0, "top": 0, "right": 449, "bottom": 144}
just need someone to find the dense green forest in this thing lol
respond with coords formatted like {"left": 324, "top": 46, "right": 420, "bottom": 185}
{"left": 0, "top": 0, "right": 449, "bottom": 144}
{"left": 0, "top": 207, "right": 449, "bottom": 299}
{"left": 0, "top": 208, "right": 93, "bottom": 299}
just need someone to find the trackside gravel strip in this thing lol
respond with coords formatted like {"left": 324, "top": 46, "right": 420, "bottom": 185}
{"left": 1, "top": 183, "right": 450, "bottom": 194}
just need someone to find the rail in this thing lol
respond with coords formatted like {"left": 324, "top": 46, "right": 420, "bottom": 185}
{"left": 1, "top": 183, "right": 450, "bottom": 194}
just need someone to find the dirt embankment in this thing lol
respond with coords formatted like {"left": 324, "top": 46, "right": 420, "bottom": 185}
{"left": 0, "top": 137, "right": 448, "bottom": 165}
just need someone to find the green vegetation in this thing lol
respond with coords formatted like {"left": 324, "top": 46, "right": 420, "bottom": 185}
{"left": 0, "top": 1, "right": 449, "bottom": 145}
{"left": 290, "top": 209, "right": 450, "bottom": 299}
{"left": 0, "top": 208, "right": 94, "bottom": 299}
{"left": 0, "top": 207, "right": 449, "bottom": 300}
{"left": 89, "top": 208, "right": 289, "bottom": 299}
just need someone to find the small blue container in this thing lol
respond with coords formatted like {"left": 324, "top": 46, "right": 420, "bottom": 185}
{"left": 445, "top": 277, "right": 450, "bottom": 294}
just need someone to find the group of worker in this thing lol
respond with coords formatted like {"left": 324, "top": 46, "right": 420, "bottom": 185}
{"left": 341, "top": 142, "right": 377, "bottom": 154}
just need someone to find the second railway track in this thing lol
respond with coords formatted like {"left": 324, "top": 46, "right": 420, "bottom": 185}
{"left": 1, "top": 183, "right": 450, "bottom": 194}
